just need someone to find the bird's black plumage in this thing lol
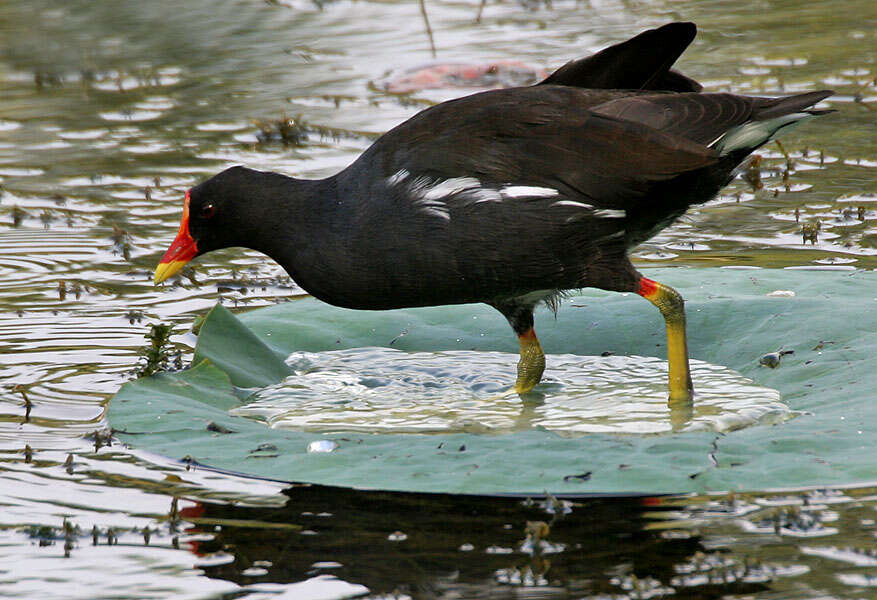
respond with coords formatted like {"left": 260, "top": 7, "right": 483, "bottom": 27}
{"left": 184, "top": 85, "right": 829, "bottom": 310}
{"left": 157, "top": 22, "right": 833, "bottom": 399}
{"left": 538, "top": 21, "right": 702, "bottom": 92}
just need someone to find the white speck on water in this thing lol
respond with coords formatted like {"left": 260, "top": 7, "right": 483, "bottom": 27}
{"left": 307, "top": 440, "right": 338, "bottom": 453}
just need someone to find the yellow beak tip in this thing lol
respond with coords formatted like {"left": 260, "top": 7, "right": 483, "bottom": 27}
{"left": 153, "top": 261, "right": 186, "bottom": 285}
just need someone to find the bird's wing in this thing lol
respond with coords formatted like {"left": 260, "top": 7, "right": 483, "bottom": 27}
{"left": 538, "top": 22, "right": 702, "bottom": 92}
{"left": 337, "top": 86, "right": 726, "bottom": 304}
{"left": 590, "top": 91, "right": 834, "bottom": 147}
{"left": 366, "top": 86, "right": 718, "bottom": 211}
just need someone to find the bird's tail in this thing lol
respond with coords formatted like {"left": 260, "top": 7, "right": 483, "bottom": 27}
{"left": 710, "top": 90, "right": 834, "bottom": 155}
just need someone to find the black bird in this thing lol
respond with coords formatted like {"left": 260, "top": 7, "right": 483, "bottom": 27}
{"left": 155, "top": 22, "right": 832, "bottom": 403}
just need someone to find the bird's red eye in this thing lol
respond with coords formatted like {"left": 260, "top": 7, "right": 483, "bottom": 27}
{"left": 200, "top": 203, "right": 215, "bottom": 218}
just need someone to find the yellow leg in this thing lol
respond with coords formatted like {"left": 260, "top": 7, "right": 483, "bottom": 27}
{"left": 638, "top": 278, "right": 694, "bottom": 404}
{"left": 514, "top": 327, "right": 546, "bottom": 394}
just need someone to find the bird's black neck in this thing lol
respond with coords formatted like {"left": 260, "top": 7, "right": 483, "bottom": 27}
{"left": 240, "top": 172, "right": 359, "bottom": 305}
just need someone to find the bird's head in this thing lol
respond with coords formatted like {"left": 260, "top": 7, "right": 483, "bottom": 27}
{"left": 153, "top": 166, "right": 270, "bottom": 284}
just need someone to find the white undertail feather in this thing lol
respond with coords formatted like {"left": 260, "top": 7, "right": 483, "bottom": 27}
{"left": 500, "top": 185, "right": 559, "bottom": 198}
{"left": 710, "top": 113, "right": 814, "bottom": 155}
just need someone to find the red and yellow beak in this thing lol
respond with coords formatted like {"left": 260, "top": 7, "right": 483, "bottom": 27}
{"left": 154, "top": 191, "right": 198, "bottom": 284}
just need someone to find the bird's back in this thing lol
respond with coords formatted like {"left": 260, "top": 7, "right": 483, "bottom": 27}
{"left": 286, "top": 22, "right": 832, "bottom": 311}
{"left": 322, "top": 82, "right": 831, "bottom": 310}
{"left": 326, "top": 87, "right": 709, "bottom": 307}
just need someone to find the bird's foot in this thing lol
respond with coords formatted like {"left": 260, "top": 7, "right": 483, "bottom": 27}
{"left": 485, "top": 387, "right": 521, "bottom": 402}
{"left": 668, "top": 393, "right": 695, "bottom": 431}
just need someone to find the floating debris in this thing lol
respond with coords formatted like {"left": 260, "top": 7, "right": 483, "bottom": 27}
{"left": 250, "top": 443, "right": 279, "bottom": 453}
{"left": 802, "top": 221, "right": 821, "bottom": 244}
{"left": 125, "top": 310, "right": 144, "bottom": 325}
{"left": 249, "top": 112, "right": 379, "bottom": 146}
{"left": 10, "top": 205, "right": 26, "bottom": 227}
{"left": 110, "top": 224, "right": 133, "bottom": 261}
{"left": 741, "top": 504, "right": 840, "bottom": 537}
{"left": 759, "top": 349, "right": 794, "bottom": 369}
{"left": 743, "top": 155, "right": 763, "bottom": 190}
{"left": 562, "top": 470, "right": 592, "bottom": 482}
{"left": 206, "top": 421, "right": 236, "bottom": 434}
{"left": 15, "top": 384, "right": 33, "bottom": 423}
{"left": 377, "top": 60, "right": 547, "bottom": 94}
{"left": 85, "top": 429, "right": 114, "bottom": 452}
{"left": 252, "top": 113, "right": 308, "bottom": 146}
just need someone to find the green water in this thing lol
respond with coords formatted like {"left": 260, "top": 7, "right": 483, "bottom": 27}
{"left": 0, "top": 0, "right": 874, "bottom": 597}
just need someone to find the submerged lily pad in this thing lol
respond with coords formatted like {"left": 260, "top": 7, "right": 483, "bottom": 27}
{"left": 109, "top": 268, "right": 877, "bottom": 495}
{"left": 236, "top": 349, "right": 789, "bottom": 435}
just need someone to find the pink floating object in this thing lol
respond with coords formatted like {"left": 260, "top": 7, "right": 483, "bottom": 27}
{"left": 379, "top": 60, "right": 548, "bottom": 94}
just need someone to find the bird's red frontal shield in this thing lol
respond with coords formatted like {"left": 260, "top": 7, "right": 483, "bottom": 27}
{"left": 154, "top": 191, "right": 198, "bottom": 284}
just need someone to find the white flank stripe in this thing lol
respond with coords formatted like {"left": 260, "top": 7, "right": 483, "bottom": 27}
{"left": 398, "top": 174, "right": 567, "bottom": 218}
{"left": 462, "top": 188, "right": 503, "bottom": 204}
{"left": 500, "top": 185, "right": 559, "bottom": 199}
{"left": 593, "top": 209, "right": 626, "bottom": 218}
{"left": 386, "top": 169, "right": 410, "bottom": 186}
{"left": 418, "top": 176, "right": 503, "bottom": 206}
{"left": 552, "top": 200, "right": 593, "bottom": 209}
{"left": 407, "top": 175, "right": 435, "bottom": 195}
{"left": 423, "top": 177, "right": 482, "bottom": 200}
{"left": 418, "top": 200, "right": 451, "bottom": 221}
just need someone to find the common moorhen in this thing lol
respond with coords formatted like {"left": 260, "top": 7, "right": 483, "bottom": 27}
{"left": 155, "top": 22, "right": 832, "bottom": 403}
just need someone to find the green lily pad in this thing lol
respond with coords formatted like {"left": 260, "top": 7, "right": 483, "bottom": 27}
{"left": 109, "top": 268, "right": 877, "bottom": 494}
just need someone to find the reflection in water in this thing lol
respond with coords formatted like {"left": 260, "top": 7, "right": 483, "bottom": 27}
{"left": 174, "top": 482, "right": 877, "bottom": 599}
{"left": 2, "top": 436, "right": 875, "bottom": 599}
{"left": 234, "top": 349, "right": 788, "bottom": 434}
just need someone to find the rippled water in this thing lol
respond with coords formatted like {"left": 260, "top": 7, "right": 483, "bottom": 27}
{"left": 0, "top": 0, "right": 875, "bottom": 597}
{"left": 239, "top": 349, "right": 789, "bottom": 434}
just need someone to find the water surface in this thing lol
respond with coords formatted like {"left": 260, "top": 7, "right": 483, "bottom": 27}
{"left": 0, "top": 0, "right": 874, "bottom": 597}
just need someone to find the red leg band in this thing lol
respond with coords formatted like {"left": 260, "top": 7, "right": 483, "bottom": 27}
{"left": 638, "top": 277, "right": 659, "bottom": 299}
